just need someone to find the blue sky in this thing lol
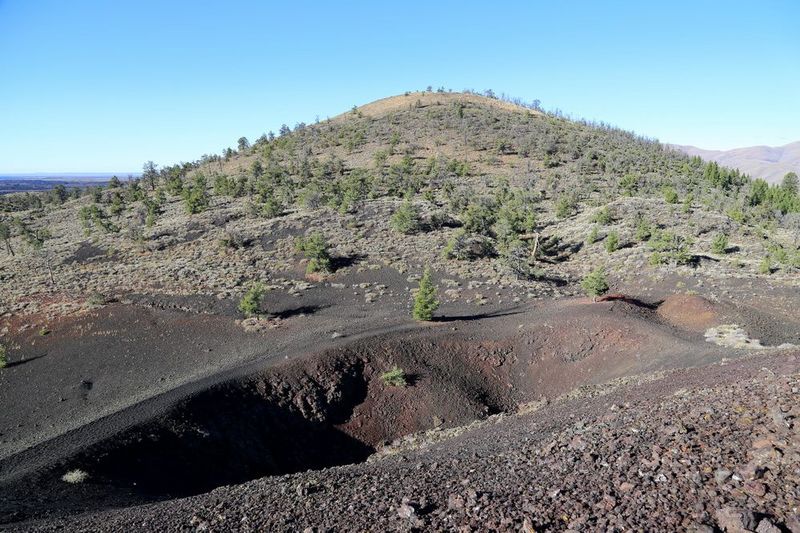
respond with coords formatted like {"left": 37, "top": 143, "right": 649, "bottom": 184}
{"left": 0, "top": 1, "right": 798, "bottom": 173}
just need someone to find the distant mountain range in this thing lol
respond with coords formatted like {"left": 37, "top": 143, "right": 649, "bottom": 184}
{"left": 671, "top": 141, "right": 800, "bottom": 184}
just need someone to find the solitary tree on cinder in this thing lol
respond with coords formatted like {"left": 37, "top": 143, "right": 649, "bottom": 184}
{"left": 581, "top": 267, "right": 609, "bottom": 302}
{"left": 412, "top": 267, "right": 439, "bottom": 321}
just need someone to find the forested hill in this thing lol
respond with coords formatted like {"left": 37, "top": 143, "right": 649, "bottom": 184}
{"left": 1, "top": 90, "right": 798, "bottom": 303}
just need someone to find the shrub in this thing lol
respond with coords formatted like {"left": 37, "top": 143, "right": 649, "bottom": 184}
{"left": 219, "top": 230, "right": 248, "bottom": 250}
{"left": 581, "top": 267, "right": 609, "bottom": 301}
{"left": 87, "top": 293, "right": 108, "bottom": 306}
{"left": 504, "top": 242, "right": 533, "bottom": 279}
{"left": 260, "top": 196, "right": 284, "bottom": 219}
{"left": 682, "top": 193, "right": 694, "bottom": 214}
{"left": 297, "top": 188, "right": 323, "bottom": 209}
{"left": 495, "top": 198, "right": 536, "bottom": 248}
{"left": 648, "top": 230, "right": 692, "bottom": 265}
{"left": 663, "top": 186, "right": 679, "bottom": 204}
{"left": 462, "top": 201, "right": 496, "bottom": 235}
{"left": 295, "top": 232, "right": 332, "bottom": 274}
{"left": 711, "top": 233, "right": 729, "bottom": 254}
{"left": 759, "top": 256, "right": 772, "bottom": 274}
{"left": 412, "top": 267, "right": 439, "bottom": 321}
{"left": 390, "top": 197, "right": 420, "bottom": 234}
{"left": 649, "top": 252, "right": 664, "bottom": 266}
{"left": 727, "top": 207, "right": 745, "bottom": 224}
{"left": 586, "top": 225, "right": 599, "bottom": 245}
{"left": 61, "top": 469, "right": 89, "bottom": 484}
{"left": 619, "top": 174, "right": 638, "bottom": 195}
{"left": 555, "top": 195, "right": 577, "bottom": 218}
{"left": 238, "top": 283, "right": 266, "bottom": 317}
{"left": 381, "top": 366, "right": 407, "bottom": 387}
{"left": 78, "top": 205, "right": 118, "bottom": 234}
{"left": 605, "top": 231, "right": 620, "bottom": 253}
{"left": 635, "top": 218, "right": 652, "bottom": 241}
{"left": 592, "top": 206, "right": 612, "bottom": 225}
{"left": 443, "top": 231, "right": 494, "bottom": 260}
{"left": 0, "top": 344, "right": 7, "bottom": 369}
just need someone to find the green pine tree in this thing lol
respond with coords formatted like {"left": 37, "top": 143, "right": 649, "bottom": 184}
{"left": 581, "top": 267, "right": 609, "bottom": 301}
{"left": 412, "top": 267, "right": 439, "bottom": 321}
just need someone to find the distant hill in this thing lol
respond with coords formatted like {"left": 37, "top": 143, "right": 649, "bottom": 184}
{"left": 672, "top": 141, "right": 800, "bottom": 184}
{"left": 0, "top": 174, "right": 137, "bottom": 195}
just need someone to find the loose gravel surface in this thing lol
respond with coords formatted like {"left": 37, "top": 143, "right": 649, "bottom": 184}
{"left": 10, "top": 349, "right": 800, "bottom": 532}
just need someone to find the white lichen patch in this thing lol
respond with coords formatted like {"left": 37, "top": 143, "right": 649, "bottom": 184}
{"left": 704, "top": 324, "right": 764, "bottom": 349}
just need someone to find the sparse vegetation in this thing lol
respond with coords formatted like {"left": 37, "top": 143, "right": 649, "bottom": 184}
{"left": 412, "top": 267, "right": 439, "bottom": 321}
{"left": 759, "top": 256, "right": 772, "bottom": 274}
{"left": 555, "top": 195, "right": 577, "bottom": 218}
{"left": 648, "top": 230, "right": 692, "bottom": 266}
{"left": 238, "top": 283, "right": 266, "bottom": 317}
{"left": 586, "top": 225, "right": 599, "bottom": 245}
{"left": 295, "top": 232, "right": 332, "bottom": 274}
{"left": 581, "top": 267, "right": 609, "bottom": 301}
{"left": 711, "top": 233, "right": 729, "bottom": 254}
{"left": 604, "top": 231, "right": 620, "bottom": 253}
{"left": 390, "top": 196, "right": 420, "bottom": 234}
{"left": 592, "top": 206, "right": 612, "bottom": 225}
{"left": 663, "top": 186, "right": 679, "bottom": 204}
{"left": 380, "top": 366, "right": 407, "bottom": 387}
{"left": 2, "top": 90, "right": 798, "bottom": 342}
{"left": 182, "top": 174, "right": 210, "bottom": 214}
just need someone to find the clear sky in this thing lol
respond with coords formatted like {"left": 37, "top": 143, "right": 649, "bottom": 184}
{"left": 1, "top": 1, "right": 798, "bottom": 173}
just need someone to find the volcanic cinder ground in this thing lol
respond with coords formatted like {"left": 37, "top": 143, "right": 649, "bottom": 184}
{"left": 1, "top": 266, "right": 800, "bottom": 532}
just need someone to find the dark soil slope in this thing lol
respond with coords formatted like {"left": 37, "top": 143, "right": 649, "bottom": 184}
{"left": 13, "top": 348, "right": 800, "bottom": 532}
{"left": 3, "top": 292, "right": 791, "bottom": 528}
